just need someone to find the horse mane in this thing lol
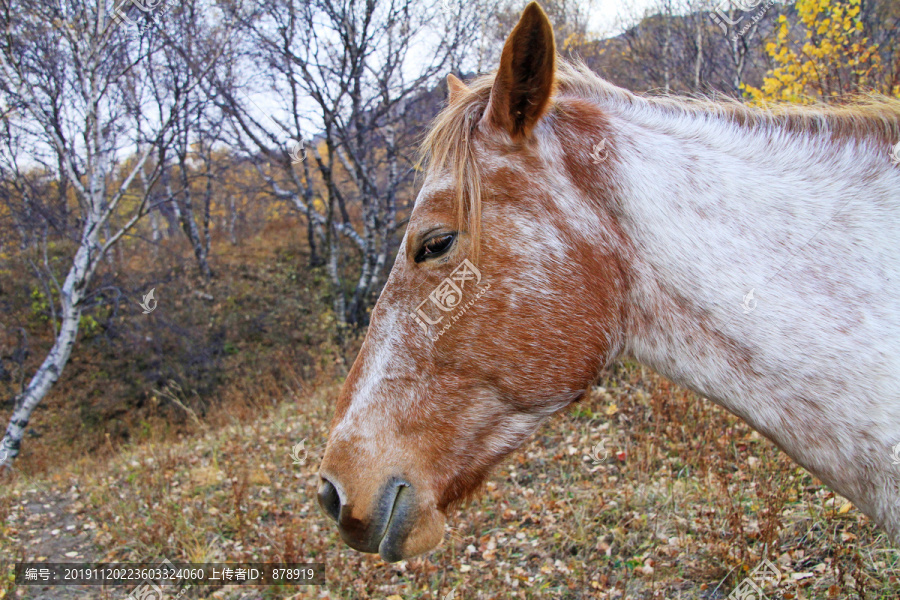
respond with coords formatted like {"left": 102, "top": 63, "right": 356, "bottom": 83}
{"left": 554, "top": 60, "right": 900, "bottom": 142}
{"left": 419, "top": 58, "right": 900, "bottom": 260}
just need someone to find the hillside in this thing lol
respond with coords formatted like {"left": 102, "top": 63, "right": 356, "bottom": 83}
{"left": 0, "top": 222, "right": 897, "bottom": 598}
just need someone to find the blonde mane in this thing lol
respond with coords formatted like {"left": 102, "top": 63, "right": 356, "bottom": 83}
{"left": 419, "top": 58, "right": 900, "bottom": 260}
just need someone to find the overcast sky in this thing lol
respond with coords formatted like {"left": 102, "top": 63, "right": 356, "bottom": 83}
{"left": 590, "top": 0, "right": 667, "bottom": 36}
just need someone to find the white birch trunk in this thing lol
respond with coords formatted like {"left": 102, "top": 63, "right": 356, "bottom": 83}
{"left": 327, "top": 227, "right": 347, "bottom": 328}
{"left": 0, "top": 224, "right": 98, "bottom": 464}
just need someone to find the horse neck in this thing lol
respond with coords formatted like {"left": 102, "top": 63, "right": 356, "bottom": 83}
{"left": 572, "top": 99, "right": 900, "bottom": 537}
{"left": 599, "top": 102, "right": 899, "bottom": 419}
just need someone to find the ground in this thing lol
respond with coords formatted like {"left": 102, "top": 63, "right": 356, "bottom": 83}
{"left": 1, "top": 364, "right": 898, "bottom": 599}
{"left": 1, "top": 225, "right": 897, "bottom": 599}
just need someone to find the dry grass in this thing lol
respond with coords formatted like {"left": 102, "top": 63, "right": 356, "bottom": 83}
{"left": 0, "top": 218, "right": 343, "bottom": 473}
{"left": 1, "top": 222, "right": 898, "bottom": 599}
{"left": 1, "top": 361, "right": 898, "bottom": 599}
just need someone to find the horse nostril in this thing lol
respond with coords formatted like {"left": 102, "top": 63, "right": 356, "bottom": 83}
{"left": 317, "top": 477, "right": 341, "bottom": 522}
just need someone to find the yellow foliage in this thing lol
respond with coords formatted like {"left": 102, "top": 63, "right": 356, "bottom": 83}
{"left": 743, "top": 0, "right": 894, "bottom": 105}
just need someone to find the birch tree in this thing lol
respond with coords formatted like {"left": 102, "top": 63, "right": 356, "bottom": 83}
{"left": 157, "top": 0, "right": 232, "bottom": 280}
{"left": 0, "top": 0, "right": 224, "bottom": 463}
{"left": 217, "top": 0, "right": 482, "bottom": 328}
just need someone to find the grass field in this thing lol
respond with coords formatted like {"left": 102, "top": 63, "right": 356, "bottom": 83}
{"left": 2, "top": 363, "right": 899, "bottom": 599}
{"left": 1, "top": 226, "right": 898, "bottom": 599}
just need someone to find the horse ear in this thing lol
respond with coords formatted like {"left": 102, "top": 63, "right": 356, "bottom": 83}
{"left": 447, "top": 74, "right": 469, "bottom": 104}
{"left": 483, "top": 1, "right": 556, "bottom": 138}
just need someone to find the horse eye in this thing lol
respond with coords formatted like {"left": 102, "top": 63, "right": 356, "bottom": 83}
{"left": 415, "top": 233, "right": 456, "bottom": 263}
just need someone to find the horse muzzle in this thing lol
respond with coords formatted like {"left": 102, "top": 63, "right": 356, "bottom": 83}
{"left": 317, "top": 470, "right": 445, "bottom": 562}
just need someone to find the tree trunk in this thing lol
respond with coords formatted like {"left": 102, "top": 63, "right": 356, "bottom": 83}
{"left": 694, "top": 7, "right": 703, "bottom": 91}
{"left": 168, "top": 165, "right": 212, "bottom": 279}
{"left": 326, "top": 226, "right": 347, "bottom": 330}
{"left": 176, "top": 166, "right": 213, "bottom": 280}
{"left": 227, "top": 194, "right": 238, "bottom": 246}
{"left": 0, "top": 226, "right": 96, "bottom": 463}
{"left": 301, "top": 154, "right": 321, "bottom": 267}
{"left": 727, "top": 7, "right": 756, "bottom": 93}
{"left": 663, "top": 0, "right": 672, "bottom": 94}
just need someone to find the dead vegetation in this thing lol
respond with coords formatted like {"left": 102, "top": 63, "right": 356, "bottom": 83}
{"left": 1, "top": 224, "right": 898, "bottom": 600}
{"left": 1, "top": 361, "right": 898, "bottom": 599}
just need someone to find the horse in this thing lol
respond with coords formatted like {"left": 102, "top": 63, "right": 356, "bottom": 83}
{"left": 316, "top": 1, "right": 900, "bottom": 562}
